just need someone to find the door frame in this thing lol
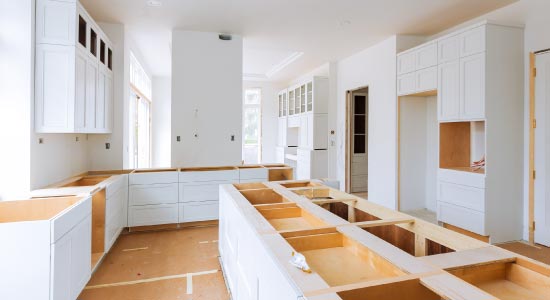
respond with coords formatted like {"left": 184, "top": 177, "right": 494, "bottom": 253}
{"left": 345, "top": 86, "right": 369, "bottom": 193}
{"left": 530, "top": 49, "right": 550, "bottom": 244}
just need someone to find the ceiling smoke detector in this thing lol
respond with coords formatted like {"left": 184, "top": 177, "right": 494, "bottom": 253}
{"left": 147, "top": 0, "right": 162, "bottom": 7}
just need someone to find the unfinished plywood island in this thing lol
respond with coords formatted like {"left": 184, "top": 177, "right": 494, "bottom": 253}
{"left": 219, "top": 180, "right": 550, "bottom": 300}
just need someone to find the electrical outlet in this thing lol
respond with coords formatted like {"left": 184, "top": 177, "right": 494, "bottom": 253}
{"left": 176, "top": 136, "right": 181, "bottom": 142}
{"left": 105, "top": 143, "right": 110, "bottom": 149}
{"left": 75, "top": 136, "right": 79, "bottom": 142}
{"left": 231, "top": 135, "right": 235, "bottom": 141}
{"left": 38, "top": 138, "right": 44, "bottom": 144}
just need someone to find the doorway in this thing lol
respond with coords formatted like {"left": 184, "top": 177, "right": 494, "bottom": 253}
{"left": 345, "top": 87, "right": 369, "bottom": 197}
{"left": 534, "top": 51, "right": 550, "bottom": 247}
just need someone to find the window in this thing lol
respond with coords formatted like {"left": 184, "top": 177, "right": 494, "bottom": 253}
{"left": 100, "top": 40, "right": 106, "bottom": 64}
{"left": 243, "top": 88, "right": 262, "bottom": 164}
{"left": 90, "top": 29, "right": 97, "bottom": 56}
{"left": 78, "top": 16, "right": 86, "bottom": 47}
{"left": 129, "top": 52, "right": 152, "bottom": 168}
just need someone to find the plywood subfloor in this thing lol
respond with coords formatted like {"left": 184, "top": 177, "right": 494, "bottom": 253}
{"left": 79, "top": 226, "right": 229, "bottom": 300}
{"left": 302, "top": 247, "right": 396, "bottom": 286}
{"left": 268, "top": 217, "right": 315, "bottom": 231}
{"left": 497, "top": 241, "right": 550, "bottom": 265}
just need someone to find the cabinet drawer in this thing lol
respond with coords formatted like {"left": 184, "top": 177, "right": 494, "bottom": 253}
{"left": 438, "top": 35, "right": 460, "bottom": 63}
{"left": 460, "top": 26, "right": 486, "bottom": 58}
{"left": 438, "top": 168, "right": 485, "bottom": 188}
{"left": 438, "top": 202, "right": 485, "bottom": 235}
{"left": 438, "top": 181, "right": 485, "bottom": 212}
{"left": 129, "top": 183, "right": 178, "bottom": 205}
{"left": 287, "top": 115, "right": 300, "bottom": 127}
{"left": 415, "top": 43, "right": 437, "bottom": 70}
{"left": 397, "top": 51, "right": 416, "bottom": 75}
{"left": 397, "top": 73, "right": 416, "bottom": 96}
{"left": 179, "top": 182, "right": 227, "bottom": 203}
{"left": 179, "top": 169, "right": 238, "bottom": 183}
{"left": 129, "top": 171, "right": 178, "bottom": 185}
{"left": 179, "top": 201, "right": 219, "bottom": 223}
{"left": 239, "top": 168, "right": 268, "bottom": 181}
{"left": 416, "top": 66, "right": 437, "bottom": 92}
{"left": 128, "top": 204, "right": 178, "bottom": 227}
{"left": 51, "top": 196, "right": 91, "bottom": 243}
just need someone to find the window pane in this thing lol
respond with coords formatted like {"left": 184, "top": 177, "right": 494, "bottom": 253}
{"left": 243, "top": 107, "right": 259, "bottom": 145}
{"left": 354, "top": 95, "right": 366, "bottom": 115}
{"left": 245, "top": 89, "right": 260, "bottom": 104}
{"left": 354, "top": 135, "right": 366, "bottom": 154}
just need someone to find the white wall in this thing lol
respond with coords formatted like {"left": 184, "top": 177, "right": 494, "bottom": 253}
{"left": 336, "top": 36, "right": 399, "bottom": 209}
{"left": 243, "top": 80, "right": 284, "bottom": 164}
{"left": 152, "top": 76, "right": 172, "bottom": 167}
{"left": 171, "top": 31, "right": 243, "bottom": 167}
{"left": 0, "top": 0, "right": 33, "bottom": 198}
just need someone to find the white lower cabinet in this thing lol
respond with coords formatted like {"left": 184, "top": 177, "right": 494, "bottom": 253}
{"left": 297, "top": 149, "right": 328, "bottom": 180}
{"left": 178, "top": 201, "right": 219, "bottom": 223}
{"left": 129, "top": 204, "right": 179, "bottom": 227}
{"left": 129, "top": 183, "right": 179, "bottom": 206}
{"left": 51, "top": 215, "right": 92, "bottom": 300}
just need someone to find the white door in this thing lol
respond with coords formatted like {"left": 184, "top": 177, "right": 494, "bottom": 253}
{"left": 535, "top": 52, "right": 550, "bottom": 246}
{"left": 351, "top": 93, "right": 368, "bottom": 193}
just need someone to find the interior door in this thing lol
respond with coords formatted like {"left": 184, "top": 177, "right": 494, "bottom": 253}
{"left": 351, "top": 92, "right": 368, "bottom": 193}
{"left": 535, "top": 52, "right": 550, "bottom": 246}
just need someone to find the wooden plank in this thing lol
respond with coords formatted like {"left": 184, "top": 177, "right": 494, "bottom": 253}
{"left": 420, "top": 273, "right": 499, "bottom": 300}
{"left": 419, "top": 246, "right": 516, "bottom": 270}
{"left": 351, "top": 217, "right": 415, "bottom": 229}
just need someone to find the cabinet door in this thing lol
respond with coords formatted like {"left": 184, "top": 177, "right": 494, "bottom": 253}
{"left": 397, "top": 51, "right": 415, "bottom": 75}
{"left": 75, "top": 50, "right": 87, "bottom": 131}
{"left": 415, "top": 43, "right": 437, "bottom": 70}
{"left": 51, "top": 215, "right": 91, "bottom": 300}
{"left": 438, "top": 35, "right": 460, "bottom": 64}
{"left": 460, "top": 53, "right": 485, "bottom": 120}
{"left": 299, "top": 115, "right": 308, "bottom": 148}
{"left": 415, "top": 66, "right": 437, "bottom": 92}
{"left": 35, "top": 0, "right": 76, "bottom": 46}
{"left": 85, "top": 57, "right": 98, "bottom": 132}
{"left": 438, "top": 61, "right": 460, "bottom": 121}
{"left": 96, "top": 68, "right": 107, "bottom": 131}
{"left": 104, "top": 73, "right": 113, "bottom": 132}
{"left": 397, "top": 73, "right": 416, "bottom": 96}
{"left": 460, "top": 26, "right": 486, "bottom": 58}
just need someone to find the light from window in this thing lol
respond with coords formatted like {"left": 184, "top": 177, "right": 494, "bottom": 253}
{"left": 243, "top": 88, "right": 261, "bottom": 164}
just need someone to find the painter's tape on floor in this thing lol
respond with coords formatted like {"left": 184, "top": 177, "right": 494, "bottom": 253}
{"left": 186, "top": 274, "right": 193, "bottom": 294}
{"left": 84, "top": 269, "right": 219, "bottom": 290}
{"left": 122, "top": 247, "right": 149, "bottom": 252}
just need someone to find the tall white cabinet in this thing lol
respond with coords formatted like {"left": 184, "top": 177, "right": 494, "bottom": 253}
{"left": 35, "top": 0, "right": 114, "bottom": 133}
{"left": 396, "top": 21, "right": 524, "bottom": 243}
{"left": 277, "top": 77, "right": 329, "bottom": 180}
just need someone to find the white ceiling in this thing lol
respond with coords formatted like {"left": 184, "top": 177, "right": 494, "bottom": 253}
{"left": 80, "top": 0, "right": 516, "bottom": 83}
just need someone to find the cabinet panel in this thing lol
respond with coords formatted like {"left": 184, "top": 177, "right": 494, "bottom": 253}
{"left": 180, "top": 182, "right": 227, "bottom": 203}
{"left": 438, "top": 202, "right": 486, "bottom": 235}
{"left": 460, "top": 53, "right": 485, "bottom": 120}
{"left": 129, "top": 171, "right": 178, "bottom": 185}
{"left": 74, "top": 51, "right": 87, "bottom": 131}
{"left": 95, "top": 69, "right": 108, "bottom": 131}
{"left": 129, "top": 183, "right": 178, "bottom": 206}
{"left": 179, "top": 170, "right": 238, "bottom": 183}
{"left": 397, "top": 73, "right": 416, "bottom": 96}
{"left": 128, "top": 204, "right": 178, "bottom": 227}
{"left": 416, "top": 66, "right": 437, "bottom": 92}
{"left": 397, "top": 51, "right": 416, "bottom": 75}
{"left": 438, "top": 181, "right": 485, "bottom": 212}
{"left": 460, "top": 26, "right": 486, "bottom": 58}
{"left": 299, "top": 115, "right": 308, "bottom": 148}
{"left": 416, "top": 43, "right": 437, "bottom": 69}
{"left": 311, "top": 114, "right": 328, "bottom": 150}
{"left": 438, "top": 35, "right": 460, "bottom": 64}
{"left": 438, "top": 61, "right": 460, "bottom": 121}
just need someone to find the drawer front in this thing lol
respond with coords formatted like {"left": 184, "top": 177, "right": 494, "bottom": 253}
{"left": 179, "top": 170, "right": 238, "bottom": 183}
{"left": 397, "top": 51, "right": 416, "bottom": 75}
{"left": 438, "top": 202, "right": 485, "bottom": 235}
{"left": 180, "top": 181, "right": 228, "bottom": 203}
{"left": 128, "top": 204, "right": 178, "bottom": 227}
{"left": 106, "top": 175, "right": 127, "bottom": 198}
{"left": 438, "top": 35, "right": 460, "bottom": 64}
{"left": 460, "top": 26, "right": 486, "bottom": 58}
{"left": 239, "top": 168, "right": 268, "bottom": 180}
{"left": 416, "top": 66, "right": 437, "bottom": 92}
{"left": 416, "top": 43, "right": 437, "bottom": 70}
{"left": 397, "top": 73, "right": 416, "bottom": 96}
{"left": 179, "top": 201, "right": 219, "bottom": 223}
{"left": 438, "top": 181, "right": 485, "bottom": 212}
{"left": 129, "top": 183, "right": 178, "bottom": 206}
{"left": 287, "top": 115, "right": 300, "bottom": 127}
{"left": 129, "top": 171, "right": 178, "bottom": 185}
{"left": 51, "top": 196, "right": 92, "bottom": 243}
{"left": 438, "top": 169, "right": 485, "bottom": 188}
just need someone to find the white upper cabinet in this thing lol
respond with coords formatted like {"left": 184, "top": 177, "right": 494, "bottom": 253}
{"left": 438, "top": 61, "right": 460, "bottom": 121}
{"left": 459, "top": 26, "right": 486, "bottom": 58}
{"left": 35, "top": 0, "right": 113, "bottom": 134}
{"left": 415, "top": 43, "right": 437, "bottom": 69}
{"left": 460, "top": 53, "right": 485, "bottom": 120}
{"left": 397, "top": 51, "right": 416, "bottom": 75}
{"left": 438, "top": 35, "right": 460, "bottom": 64}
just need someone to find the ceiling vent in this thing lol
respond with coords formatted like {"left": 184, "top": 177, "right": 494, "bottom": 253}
{"left": 219, "top": 34, "right": 232, "bottom": 41}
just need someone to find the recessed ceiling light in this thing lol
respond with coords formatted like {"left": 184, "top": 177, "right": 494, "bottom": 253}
{"left": 147, "top": 0, "right": 162, "bottom": 7}
{"left": 339, "top": 20, "right": 352, "bottom": 27}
